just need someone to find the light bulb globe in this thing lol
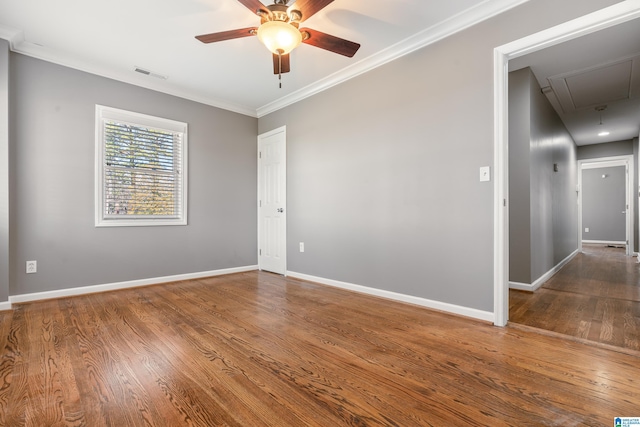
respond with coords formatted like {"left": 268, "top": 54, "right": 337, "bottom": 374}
{"left": 257, "top": 21, "right": 302, "bottom": 55}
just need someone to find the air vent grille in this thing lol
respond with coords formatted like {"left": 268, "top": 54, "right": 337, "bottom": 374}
{"left": 134, "top": 67, "right": 167, "bottom": 80}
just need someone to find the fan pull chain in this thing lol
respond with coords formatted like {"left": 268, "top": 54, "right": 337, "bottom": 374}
{"left": 277, "top": 50, "right": 283, "bottom": 89}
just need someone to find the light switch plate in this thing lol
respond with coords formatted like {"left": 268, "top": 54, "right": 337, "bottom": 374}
{"left": 480, "top": 166, "right": 491, "bottom": 182}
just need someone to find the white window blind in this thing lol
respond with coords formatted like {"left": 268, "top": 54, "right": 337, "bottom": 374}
{"left": 95, "top": 105, "right": 188, "bottom": 227}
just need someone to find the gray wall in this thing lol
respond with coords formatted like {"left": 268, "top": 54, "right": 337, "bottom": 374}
{"left": 509, "top": 67, "right": 578, "bottom": 284}
{"left": 544, "top": 95, "right": 579, "bottom": 270}
{"left": 258, "top": 0, "right": 618, "bottom": 312}
{"left": 577, "top": 140, "right": 633, "bottom": 160}
{"left": 582, "top": 166, "right": 626, "bottom": 241}
{"left": 0, "top": 39, "right": 8, "bottom": 303}
{"left": 9, "top": 54, "right": 258, "bottom": 296}
{"left": 508, "top": 68, "right": 533, "bottom": 283}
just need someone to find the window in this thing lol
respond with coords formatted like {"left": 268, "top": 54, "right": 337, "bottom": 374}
{"left": 95, "top": 105, "right": 187, "bottom": 227}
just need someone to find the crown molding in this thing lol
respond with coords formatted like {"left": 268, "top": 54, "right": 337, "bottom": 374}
{"left": 1, "top": 0, "right": 529, "bottom": 119}
{"left": 0, "top": 25, "right": 258, "bottom": 118}
{"left": 0, "top": 25, "right": 24, "bottom": 48}
{"left": 256, "top": 0, "right": 530, "bottom": 117}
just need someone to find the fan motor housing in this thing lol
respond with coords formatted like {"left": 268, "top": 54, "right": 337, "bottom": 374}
{"left": 260, "top": 4, "right": 301, "bottom": 25}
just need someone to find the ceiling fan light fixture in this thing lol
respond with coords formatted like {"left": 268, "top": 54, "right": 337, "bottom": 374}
{"left": 257, "top": 20, "right": 302, "bottom": 55}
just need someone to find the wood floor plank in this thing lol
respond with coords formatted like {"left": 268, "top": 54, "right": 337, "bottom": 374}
{"left": 123, "top": 285, "right": 310, "bottom": 426}
{"left": 143, "top": 280, "right": 344, "bottom": 426}
{"left": 64, "top": 291, "right": 141, "bottom": 426}
{"left": 2, "top": 270, "right": 640, "bottom": 425}
{"left": 83, "top": 294, "right": 188, "bottom": 427}
{"left": 2, "top": 305, "right": 29, "bottom": 426}
{"left": 57, "top": 297, "right": 113, "bottom": 427}
{"left": 25, "top": 301, "right": 70, "bottom": 426}
{"left": 510, "top": 244, "right": 640, "bottom": 352}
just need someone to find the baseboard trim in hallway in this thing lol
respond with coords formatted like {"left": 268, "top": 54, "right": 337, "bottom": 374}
{"left": 509, "top": 248, "right": 579, "bottom": 292}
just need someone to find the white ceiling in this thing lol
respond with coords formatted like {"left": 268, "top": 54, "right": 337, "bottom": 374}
{"left": 509, "top": 16, "right": 640, "bottom": 146}
{"left": 0, "top": 0, "right": 527, "bottom": 117}
{"left": 1, "top": 0, "right": 637, "bottom": 144}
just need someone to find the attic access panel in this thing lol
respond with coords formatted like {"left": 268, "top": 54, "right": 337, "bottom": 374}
{"left": 548, "top": 56, "right": 637, "bottom": 113}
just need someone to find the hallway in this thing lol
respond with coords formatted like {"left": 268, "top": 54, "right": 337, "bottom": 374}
{"left": 509, "top": 244, "right": 640, "bottom": 353}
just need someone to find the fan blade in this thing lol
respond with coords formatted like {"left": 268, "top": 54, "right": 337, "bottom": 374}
{"left": 272, "top": 53, "right": 291, "bottom": 74}
{"left": 196, "top": 27, "right": 258, "bottom": 43}
{"left": 293, "top": 0, "right": 334, "bottom": 22}
{"left": 237, "top": 0, "right": 269, "bottom": 15}
{"left": 300, "top": 28, "right": 360, "bottom": 57}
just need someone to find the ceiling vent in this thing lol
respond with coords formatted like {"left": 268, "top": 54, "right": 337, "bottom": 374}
{"left": 134, "top": 67, "right": 167, "bottom": 80}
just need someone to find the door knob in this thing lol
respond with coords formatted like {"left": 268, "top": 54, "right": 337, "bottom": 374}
{"left": 277, "top": 208, "right": 284, "bottom": 213}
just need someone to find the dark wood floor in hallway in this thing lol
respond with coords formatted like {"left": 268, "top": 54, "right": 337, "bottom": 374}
{"left": 1, "top": 270, "right": 639, "bottom": 426}
{"left": 510, "top": 244, "right": 640, "bottom": 352}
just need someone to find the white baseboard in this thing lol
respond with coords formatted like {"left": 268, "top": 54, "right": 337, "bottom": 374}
{"left": 509, "top": 249, "right": 579, "bottom": 292}
{"left": 9, "top": 265, "right": 258, "bottom": 304}
{"left": 509, "top": 281, "right": 536, "bottom": 292}
{"left": 582, "top": 240, "right": 626, "bottom": 245}
{"left": 286, "top": 271, "right": 494, "bottom": 323}
{"left": 6, "top": 266, "right": 495, "bottom": 324}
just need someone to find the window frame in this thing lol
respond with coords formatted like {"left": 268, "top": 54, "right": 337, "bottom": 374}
{"left": 95, "top": 105, "right": 188, "bottom": 227}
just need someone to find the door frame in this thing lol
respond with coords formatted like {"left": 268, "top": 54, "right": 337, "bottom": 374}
{"left": 493, "top": 2, "right": 640, "bottom": 326}
{"left": 257, "top": 125, "right": 287, "bottom": 274}
{"left": 578, "top": 156, "right": 633, "bottom": 255}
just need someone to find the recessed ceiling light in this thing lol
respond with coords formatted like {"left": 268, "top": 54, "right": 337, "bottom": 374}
{"left": 598, "top": 131, "right": 610, "bottom": 137}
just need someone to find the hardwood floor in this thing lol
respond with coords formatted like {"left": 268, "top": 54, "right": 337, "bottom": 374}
{"left": 1, "top": 270, "right": 639, "bottom": 426}
{"left": 510, "top": 244, "right": 640, "bottom": 352}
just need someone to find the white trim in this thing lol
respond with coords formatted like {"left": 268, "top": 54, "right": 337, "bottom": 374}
{"left": 94, "top": 105, "right": 189, "bottom": 227}
{"left": 509, "top": 249, "right": 579, "bottom": 292}
{"left": 0, "top": 35, "right": 9, "bottom": 314}
{"left": 494, "top": 0, "right": 640, "bottom": 328}
{"left": 0, "top": 25, "right": 258, "bottom": 118}
{"left": 9, "top": 265, "right": 258, "bottom": 304}
{"left": 287, "top": 271, "right": 494, "bottom": 323}
{"left": 508, "top": 281, "right": 535, "bottom": 292}
{"left": 257, "top": 0, "right": 528, "bottom": 117}
{"left": 0, "top": 1, "right": 527, "bottom": 119}
{"left": 582, "top": 240, "right": 626, "bottom": 245}
{"left": 493, "top": 45, "right": 510, "bottom": 327}
{"left": 582, "top": 158, "right": 632, "bottom": 169}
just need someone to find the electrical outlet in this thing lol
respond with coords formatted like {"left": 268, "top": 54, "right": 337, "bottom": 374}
{"left": 299, "top": 242, "right": 304, "bottom": 252}
{"left": 26, "top": 260, "right": 37, "bottom": 274}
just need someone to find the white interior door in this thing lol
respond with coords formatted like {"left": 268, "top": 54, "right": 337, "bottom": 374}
{"left": 258, "top": 126, "right": 286, "bottom": 274}
{"left": 578, "top": 156, "right": 634, "bottom": 256}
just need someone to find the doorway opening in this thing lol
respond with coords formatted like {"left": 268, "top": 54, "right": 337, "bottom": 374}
{"left": 578, "top": 156, "right": 633, "bottom": 256}
{"left": 493, "top": 2, "right": 640, "bottom": 327}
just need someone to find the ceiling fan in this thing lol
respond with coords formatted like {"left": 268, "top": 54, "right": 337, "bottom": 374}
{"left": 195, "top": 0, "right": 361, "bottom": 87}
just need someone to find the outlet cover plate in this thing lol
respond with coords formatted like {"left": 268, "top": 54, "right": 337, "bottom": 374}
{"left": 26, "top": 260, "right": 37, "bottom": 274}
